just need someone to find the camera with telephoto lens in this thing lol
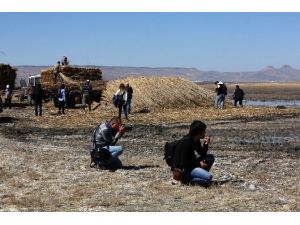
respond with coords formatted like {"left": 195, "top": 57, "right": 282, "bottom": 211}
{"left": 121, "top": 124, "right": 133, "bottom": 131}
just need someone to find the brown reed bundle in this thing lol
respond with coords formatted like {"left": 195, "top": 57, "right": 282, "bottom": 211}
{"left": 0, "top": 64, "right": 17, "bottom": 90}
{"left": 101, "top": 76, "right": 215, "bottom": 110}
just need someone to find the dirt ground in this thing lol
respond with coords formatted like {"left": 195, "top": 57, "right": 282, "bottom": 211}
{"left": 0, "top": 102, "right": 299, "bottom": 211}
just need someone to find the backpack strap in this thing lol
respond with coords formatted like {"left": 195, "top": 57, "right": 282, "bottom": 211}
{"left": 90, "top": 124, "right": 101, "bottom": 167}
{"left": 92, "top": 124, "right": 101, "bottom": 150}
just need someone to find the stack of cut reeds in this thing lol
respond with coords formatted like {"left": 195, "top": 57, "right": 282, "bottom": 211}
{"left": 0, "top": 64, "right": 17, "bottom": 90}
{"left": 41, "top": 66, "right": 105, "bottom": 91}
{"left": 101, "top": 76, "right": 215, "bottom": 110}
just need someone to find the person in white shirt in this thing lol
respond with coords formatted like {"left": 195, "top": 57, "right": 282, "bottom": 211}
{"left": 114, "top": 83, "right": 128, "bottom": 120}
{"left": 58, "top": 84, "right": 66, "bottom": 114}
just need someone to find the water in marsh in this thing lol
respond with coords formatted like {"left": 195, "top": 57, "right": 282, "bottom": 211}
{"left": 244, "top": 100, "right": 300, "bottom": 108}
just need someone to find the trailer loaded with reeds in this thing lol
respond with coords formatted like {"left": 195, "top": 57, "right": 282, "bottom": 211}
{"left": 41, "top": 66, "right": 105, "bottom": 108}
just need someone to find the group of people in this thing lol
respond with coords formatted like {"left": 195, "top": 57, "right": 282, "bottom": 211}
{"left": 90, "top": 116, "right": 215, "bottom": 186}
{"left": 214, "top": 81, "right": 245, "bottom": 109}
{"left": 113, "top": 83, "right": 133, "bottom": 120}
{"left": 20, "top": 83, "right": 66, "bottom": 116}
{"left": 53, "top": 56, "right": 69, "bottom": 84}
{"left": 89, "top": 80, "right": 247, "bottom": 187}
{"left": 89, "top": 81, "right": 216, "bottom": 186}
{"left": 29, "top": 80, "right": 92, "bottom": 116}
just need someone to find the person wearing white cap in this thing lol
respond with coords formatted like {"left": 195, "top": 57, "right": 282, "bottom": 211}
{"left": 4, "top": 84, "right": 13, "bottom": 109}
{"left": 214, "top": 81, "right": 227, "bottom": 109}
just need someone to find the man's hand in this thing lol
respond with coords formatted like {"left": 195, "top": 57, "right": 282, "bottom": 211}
{"left": 119, "top": 124, "right": 126, "bottom": 135}
{"left": 204, "top": 135, "right": 211, "bottom": 145}
{"left": 200, "top": 160, "right": 208, "bottom": 169}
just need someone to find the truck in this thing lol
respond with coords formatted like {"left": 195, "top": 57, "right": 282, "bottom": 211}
{"left": 18, "top": 74, "right": 41, "bottom": 102}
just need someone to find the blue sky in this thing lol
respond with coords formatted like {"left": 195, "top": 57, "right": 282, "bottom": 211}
{"left": 1, "top": 13, "right": 300, "bottom": 71}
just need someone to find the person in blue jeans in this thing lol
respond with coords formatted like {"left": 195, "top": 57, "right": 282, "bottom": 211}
{"left": 125, "top": 83, "right": 133, "bottom": 115}
{"left": 214, "top": 81, "right": 227, "bottom": 109}
{"left": 90, "top": 116, "right": 126, "bottom": 170}
{"left": 173, "top": 120, "right": 215, "bottom": 186}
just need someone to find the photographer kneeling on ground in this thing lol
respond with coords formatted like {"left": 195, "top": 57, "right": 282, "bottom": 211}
{"left": 90, "top": 116, "right": 126, "bottom": 170}
{"left": 173, "top": 120, "right": 215, "bottom": 186}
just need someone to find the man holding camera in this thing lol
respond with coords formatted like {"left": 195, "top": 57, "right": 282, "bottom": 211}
{"left": 90, "top": 116, "right": 126, "bottom": 170}
{"left": 172, "top": 120, "right": 215, "bottom": 186}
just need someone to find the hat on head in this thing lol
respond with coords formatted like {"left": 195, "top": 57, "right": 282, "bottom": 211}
{"left": 218, "top": 81, "right": 223, "bottom": 85}
{"left": 6, "top": 84, "right": 9, "bottom": 89}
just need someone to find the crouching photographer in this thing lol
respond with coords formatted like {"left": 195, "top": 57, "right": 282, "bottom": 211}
{"left": 90, "top": 116, "right": 126, "bottom": 170}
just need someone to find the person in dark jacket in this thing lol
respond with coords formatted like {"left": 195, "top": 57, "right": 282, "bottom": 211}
{"left": 82, "top": 80, "right": 93, "bottom": 111}
{"left": 173, "top": 120, "right": 215, "bottom": 186}
{"left": 90, "top": 116, "right": 126, "bottom": 170}
{"left": 4, "top": 84, "right": 13, "bottom": 109}
{"left": 32, "top": 83, "right": 45, "bottom": 116}
{"left": 125, "top": 83, "right": 133, "bottom": 114}
{"left": 214, "top": 81, "right": 227, "bottom": 109}
{"left": 233, "top": 85, "right": 245, "bottom": 107}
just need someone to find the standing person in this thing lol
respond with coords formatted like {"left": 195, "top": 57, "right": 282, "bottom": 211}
{"left": 61, "top": 56, "right": 69, "bottom": 66}
{"left": 233, "top": 84, "right": 245, "bottom": 107}
{"left": 114, "top": 83, "right": 128, "bottom": 120}
{"left": 27, "top": 83, "right": 34, "bottom": 105}
{"left": 0, "top": 96, "right": 3, "bottom": 113}
{"left": 4, "top": 84, "right": 13, "bottom": 109}
{"left": 172, "top": 120, "right": 215, "bottom": 186}
{"left": 214, "top": 81, "right": 219, "bottom": 108}
{"left": 90, "top": 116, "right": 126, "bottom": 170}
{"left": 125, "top": 83, "right": 133, "bottom": 115}
{"left": 53, "top": 61, "right": 61, "bottom": 84}
{"left": 32, "top": 83, "right": 45, "bottom": 116}
{"left": 58, "top": 84, "right": 66, "bottom": 114}
{"left": 215, "top": 81, "right": 227, "bottom": 109}
{"left": 82, "top": 80, "right": 93, "bottom": 111}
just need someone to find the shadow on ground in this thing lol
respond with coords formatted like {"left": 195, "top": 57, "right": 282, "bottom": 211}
{"left": 122, "top": 165, "right": 160, "bottom": 170}
{"left": 0, "top": 117, "right": 17, "bottom": 123}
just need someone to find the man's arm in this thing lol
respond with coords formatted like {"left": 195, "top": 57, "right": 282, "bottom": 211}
{"left": 195, "top": 140, "right": 207, "bottom": 156}
{"left": 112, "top": 124, "right": 126, "bottom": 145}
{"left": 99, "top": 127, "right": 114, "bottom": 146}
{"left": 173, "top": 139, "right": 190, "bottom": 170}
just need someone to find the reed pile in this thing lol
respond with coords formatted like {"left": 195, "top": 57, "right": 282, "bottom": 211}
{"left": 102, "top": 76, "right": 214, "bottom": 110}
{"left": 0, "top": 64, "right": 17, "bottom": 90}
{"left": 40, "top": 66, "right": 105, "bottom": 91}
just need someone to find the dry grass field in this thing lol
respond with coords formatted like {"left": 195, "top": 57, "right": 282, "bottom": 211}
{"left": 0, "top": 78, "right": 299, "bottom": 212}
{"left": 198, "top": 82, "right": 300, "bottom": 100}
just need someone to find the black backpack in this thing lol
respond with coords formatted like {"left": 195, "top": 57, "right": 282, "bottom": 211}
{"left": 112, "top": 94, "right": 125, "bottom": 108}
{"left": 90, "top": 147, "right": 112, "bottom": 168}
{"left": 164, "top": 139, "right": 180, "bottom": 167}
{"left": 223, "top": 84, "right": 228, "bottom": 95}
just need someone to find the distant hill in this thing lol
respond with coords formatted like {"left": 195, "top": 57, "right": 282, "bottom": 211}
{"left": 14, "top": 64, "right": 300, "bottom": 85}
